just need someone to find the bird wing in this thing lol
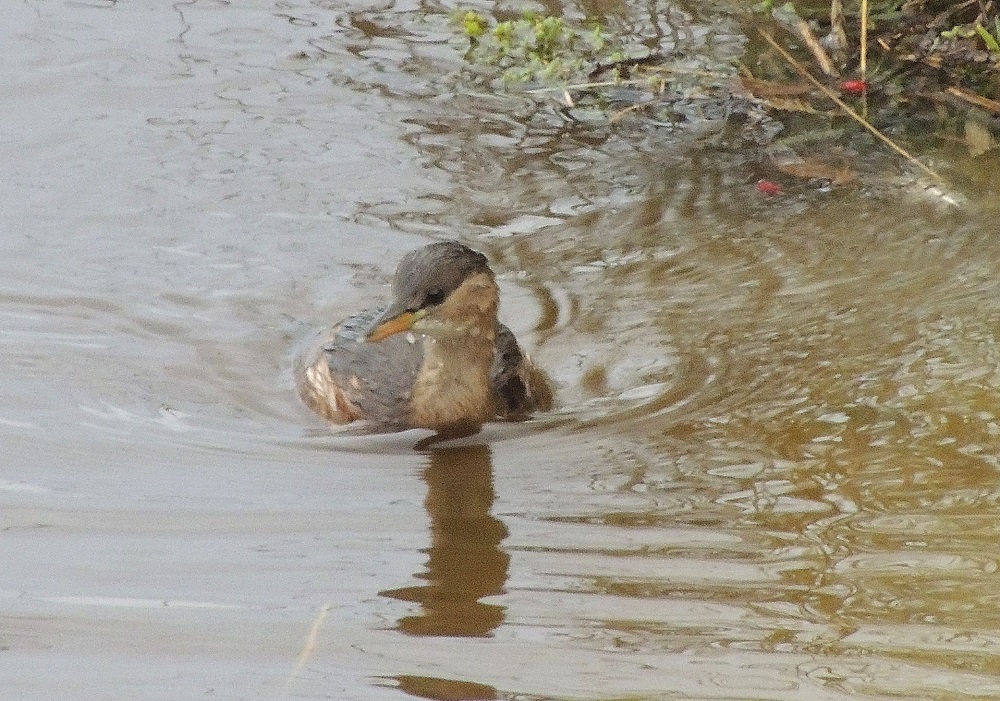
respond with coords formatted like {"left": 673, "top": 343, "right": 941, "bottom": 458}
{"left": 491, "top": 323, "right": 552, "bottom": 418}
{"left": 320, "top": 307, "right": 425, "bottom": 429}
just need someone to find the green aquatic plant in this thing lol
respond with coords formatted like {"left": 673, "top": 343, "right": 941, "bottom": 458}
{"left": 939, "top": 18, "right": 1000, "bottom": 52}
{"left": 940, "top": 24, "right": 977, "bottom": 40}
{"left": 975, "top": 21, "right": 1000, "bottom": 52}
{"left": 459, "top": 10, "right": 489, "bottom": 41}
{"left": 451, "top": 10, "right": 619, "bottom": 86}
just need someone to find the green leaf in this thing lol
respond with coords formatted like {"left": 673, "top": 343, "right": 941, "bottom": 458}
{"left": 460, "top": 11, "right": 488, "bottom": 39}
{"left": 975, "top": 23, "right": 1000, "bottom": 52}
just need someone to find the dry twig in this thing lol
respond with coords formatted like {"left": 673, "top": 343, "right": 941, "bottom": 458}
{"left": 282, "top": 602, "right": 333, "bottom": 698}
{"left": 759, "top": 29, "right": 945, "bottom": 183}
{"left": 829, "top": 0, "right": 849, "bottom": 62}
{"left": 947, "top": 85, "right": 1000, "bottom": 114}
{"left": 860, "top": 0, "right": 869, "bottom": 79}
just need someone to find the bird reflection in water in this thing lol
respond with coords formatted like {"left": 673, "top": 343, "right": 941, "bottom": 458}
{"left": 380, "top": 442, "right": 509, "bottom": 637}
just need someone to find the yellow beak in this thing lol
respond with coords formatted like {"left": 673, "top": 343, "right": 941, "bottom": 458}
{"left": 366, "top": 309, "right": 427, "bottom": 343}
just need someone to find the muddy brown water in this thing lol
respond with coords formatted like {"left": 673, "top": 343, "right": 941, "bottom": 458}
{"left": 6, "top": 2, "right": 1000, "bottom": 700}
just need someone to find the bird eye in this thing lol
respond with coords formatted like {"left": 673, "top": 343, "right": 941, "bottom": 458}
{"left": 424, "top": 288, "right": 446, "bottom": 306}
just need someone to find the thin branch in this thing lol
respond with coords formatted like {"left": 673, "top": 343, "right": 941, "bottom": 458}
{"left": 860, "top": 0, "right": 869, "bottom": 79}
{"left": 794, "top": 16, "right": 839, "bottom": 76}
{"left": 282, "top": 602, "right": 333, "bottom": 698}
{"left": 947, "top": 85, "right": 1000, "bottom": 114}
{"left": 758, "top": 29, "right": 945, "bottom": 183}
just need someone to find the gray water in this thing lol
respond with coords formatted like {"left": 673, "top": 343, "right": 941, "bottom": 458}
{"left": 6, "top": 1, "right": 1000, "bottom": 700}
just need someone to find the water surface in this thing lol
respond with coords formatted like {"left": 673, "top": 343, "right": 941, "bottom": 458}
{"left": 5, "top": 1, "right": 1000, "bottom": 700}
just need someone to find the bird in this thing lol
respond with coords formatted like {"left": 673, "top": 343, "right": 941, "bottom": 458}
{"left": 296, "top": 241, "right": 552, "bottom": 433}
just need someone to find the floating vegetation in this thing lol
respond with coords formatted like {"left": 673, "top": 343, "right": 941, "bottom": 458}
{"left": 451, "top": 10, "right": 627, "bottom": 87}
{"left": 449, "top": 7, "right": 743, "bottom": 131}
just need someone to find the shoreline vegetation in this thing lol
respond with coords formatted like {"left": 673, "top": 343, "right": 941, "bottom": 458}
{"left": 450, "top": 1, "right": 1000, "bottom": 196}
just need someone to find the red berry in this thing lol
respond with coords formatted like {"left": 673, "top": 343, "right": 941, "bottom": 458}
{"left": 839, "top": 79, "right": 869, "bottom": 95}
{"left": 756, "top": 179, "right": 782, "bottom": 196}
